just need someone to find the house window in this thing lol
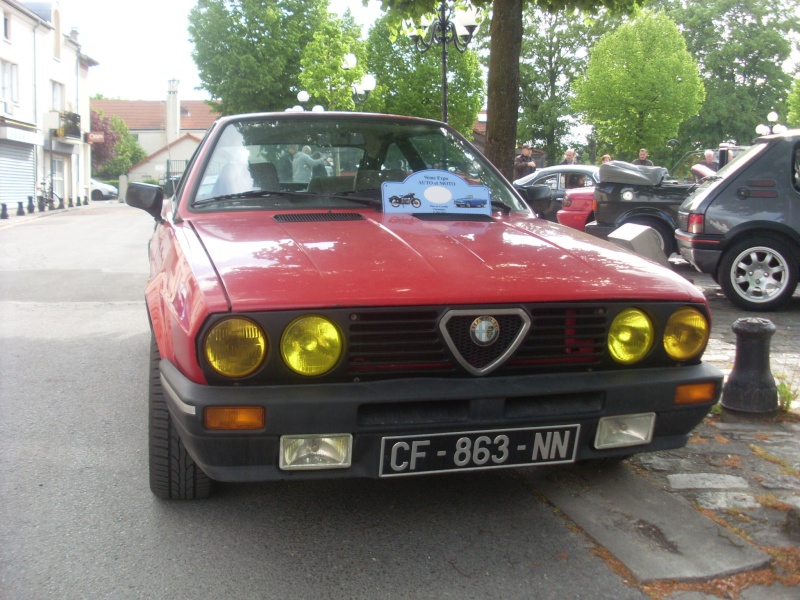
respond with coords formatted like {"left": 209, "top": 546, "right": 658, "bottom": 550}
{"left": 52, "top": 9, "right": 61, "bottom": 59}
{"left": 1, "top": 60, "right": 18, "bottom": 114}
{"left": 51, "top": 157, "right": 65, "bottom": 201}
{"left": 3, "top": 12, "right": 10, "bottom": 41}
{"left": 51, "top": 81, "right": 65, "bottom": 111}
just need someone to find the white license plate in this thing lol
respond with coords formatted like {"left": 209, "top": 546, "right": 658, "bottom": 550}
{"left": 379, "top": 424, "right": 580, "bottom": 477}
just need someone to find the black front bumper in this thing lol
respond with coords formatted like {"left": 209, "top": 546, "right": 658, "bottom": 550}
{"left": 159, "top": 359, "right": 722, "bottom": 482}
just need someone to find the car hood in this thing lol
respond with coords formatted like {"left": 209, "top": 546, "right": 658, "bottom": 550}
{"left": 187, "top": 212, "right": 704, "bottom": 312}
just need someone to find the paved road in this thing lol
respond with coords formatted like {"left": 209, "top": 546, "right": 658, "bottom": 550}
{"left": 1, "top": 204, "right": 652, "bottom": 599}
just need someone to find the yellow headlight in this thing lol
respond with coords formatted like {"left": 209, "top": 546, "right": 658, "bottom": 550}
{"left": 281, "top": 315, "right": 343, "bottom": 376}
{"left": 608, "top": 308, "right": 654, "bottom": 364}
{"left": 664, "top": 307, "right": 709, "bottom": 361}
{"left": 203, "top": 317, "right": 267, "bottom": 378}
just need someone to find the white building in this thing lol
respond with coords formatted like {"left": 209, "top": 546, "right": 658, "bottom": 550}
{"left": 0, "top": 0, "right": 96, "bottom": 207}
{"left": 92, "top": 80, "right": 219, "bottom": 184}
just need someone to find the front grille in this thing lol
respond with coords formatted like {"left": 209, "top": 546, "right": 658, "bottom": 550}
{"left": 345, "top": 305, "right": 607, "bottom": 379}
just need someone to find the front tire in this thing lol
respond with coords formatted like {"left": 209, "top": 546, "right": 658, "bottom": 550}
{"left": 149, "top": 336, "right": 212, "bottom": 499}
{"left": 718, "top": 237, "right": 799, "bottom": 311}
{"left": 91, "top": 189, "right": 104, "bottom": 200}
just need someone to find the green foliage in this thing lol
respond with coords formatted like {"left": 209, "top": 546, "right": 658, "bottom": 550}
{"left": 786, "top": 78, "right": 800, "bottom": 128}
{"left": 93, "top": 115, "right": 147, "bottom": 179}
{"left": 651, "top": 0, "right": 800, "bottom": 149}
{"left": 299, "top": 11, "right": 366, "bottom": 111}
{"left": 90, "top": 109, "right": 120, "bottom": 171}
{"left": 188, "top": 0, "right": 328, "bottom": 114}
{"left": 514, "top": 6, "right": 610, "bottom": 164}
{"left": 366, "top": 15, "right": 484, "bottom": 137}
{"left": 572, "top": 11, "right": 705, "bottom": 163}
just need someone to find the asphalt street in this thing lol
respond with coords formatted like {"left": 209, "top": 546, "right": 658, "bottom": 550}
{"left": 1, "top": 202, "right": 798, "bottom": 599}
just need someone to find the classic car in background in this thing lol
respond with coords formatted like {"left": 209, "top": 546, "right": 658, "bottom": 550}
{"left": 125, "top": 111, "right": 722, "bottom": 499}
{"left": 513, "top": 165, "right": 600, "bottom": 222}
{"left": 586, "top": 146, "right": 748, "bottom": 257}
{"left": 676, "top": 130, "right": 800, "bottom": 311}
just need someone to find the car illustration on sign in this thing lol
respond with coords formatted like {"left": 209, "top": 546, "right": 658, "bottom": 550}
{"left": 124, "top": 111, "right": 722, "bottom": 500}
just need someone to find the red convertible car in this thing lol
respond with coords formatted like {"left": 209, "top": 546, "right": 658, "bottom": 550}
{"left": 126, "top": 112, "right": 722, "bottom": 499}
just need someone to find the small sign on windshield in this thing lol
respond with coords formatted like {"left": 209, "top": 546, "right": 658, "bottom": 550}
{"left": 382, "top": 170, "right": 491, "bottom": 215}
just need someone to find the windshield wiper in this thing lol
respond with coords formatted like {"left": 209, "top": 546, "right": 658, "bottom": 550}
{"left": 192, "top": 189, "right": 314, "bottom": 208}
{"left": 328, "top": 191, "right": 383, "bottom": 207}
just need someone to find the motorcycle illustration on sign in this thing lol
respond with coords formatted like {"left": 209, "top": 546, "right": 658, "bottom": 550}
{"left": 389, "top": 193, "right": 422, "bottom": 208}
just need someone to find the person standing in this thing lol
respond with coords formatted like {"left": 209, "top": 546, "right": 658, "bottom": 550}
{"left": 632, "top": 148, "right": 654, "bottom": 166}
{"left": 560, "top": 149, "right": 578, "bottom": 164}
{"left": 702, "top": 149, "right": 719, "bottom": 171}
{"left": 513, "top": 144, "right": 537, "bottom": 179}
{"left": 292, "top": 146, "right": 330, "bottom": 184}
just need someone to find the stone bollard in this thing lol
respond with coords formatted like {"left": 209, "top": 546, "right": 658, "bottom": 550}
{"left": 27, "top": 196, "right": 35, "bottom": 213}
{"left": 16, "top": 201, "right": 24, "bottom": 216}
{"left": 0, "top": 203, "right": 7, "bottom": 219}
{"left": 721, "top": 317, "right": 777, "bottom": 416}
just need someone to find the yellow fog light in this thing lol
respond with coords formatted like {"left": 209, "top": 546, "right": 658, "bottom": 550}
{"left": 608, "top": 308, "right": 654, "bottom": 364}
{"left": 204, "top": 317, "right": 267, "bottom": 378}
{"left": 280, "top": 434, "right": 353, "bottom": 470}
{"left": 204, "top": 406, "right": 265, "bottom": 430}
{"left": 595, "top": 413, "right": 655, "bottom": 449}
{"left": 664, "top": 307, "right": 709, "bottom": 361}
{"left": 280, "top": 315, "right": 343, "bottom": 376}
{"left": 674, "top": 382, "right": 718, "bottom": 405}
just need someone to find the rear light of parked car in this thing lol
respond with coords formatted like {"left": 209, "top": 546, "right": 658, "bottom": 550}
{"left": 563, "top": 194, "right": 573, "bottom": 208}
{"left": 687, "top": 213, "right": 704, "bottom": 234}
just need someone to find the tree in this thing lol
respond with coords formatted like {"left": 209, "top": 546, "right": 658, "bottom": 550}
{"left": 299, "top": 11, "right": 367, "bottom": 111}
{"left": 788, "top": 78, "right": 800, "bottom": 128}
{"left": 188, "top": 0, "right": 328, "bottom": 115}
{"left": 651, "top": 0, "right": 800, "bottom": 148}
{"left": 379, "top": 0, "right": 642, "bottom": 179}
{"left": 572, "top": 11, "right": 705, "bottom": 163}
{"left": 94, "top": 116, "right": 148, "bottom": 179}
{"left": 366, "top": 15, "right": 484, "bottom": 137}
{"left": 89, "top": 109, "right": 120, "bottom": 172}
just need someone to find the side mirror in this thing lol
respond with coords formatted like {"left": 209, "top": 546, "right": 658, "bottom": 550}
{"left": 517, "top": 184, "right": 553, "bottom": 217}
{"left": 126, "top": 182, "right": 164, "bottom": 222}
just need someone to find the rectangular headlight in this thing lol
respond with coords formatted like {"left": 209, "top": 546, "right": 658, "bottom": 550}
{"left": 280, "top": 434, "right": 353, "bottom": 470}
{"left": 594, "top": 413, "right": 655, "bottom": 449}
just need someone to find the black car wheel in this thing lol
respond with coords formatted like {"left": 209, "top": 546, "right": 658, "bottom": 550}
{"left": 629, "top": 218, "right": 675, "bottom": 257}
{"left": 149, "top": 336, "right": 212, "bottom": 499}
{"left": 718, "top": 237, "right": 799, "bottom": 311}
{"left": 91, "top": 189, "right": 104, "bottom": 200}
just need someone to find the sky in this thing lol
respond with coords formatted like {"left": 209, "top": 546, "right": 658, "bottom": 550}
{"left": 62, "top": 0, "right": 385, "bottom": 101}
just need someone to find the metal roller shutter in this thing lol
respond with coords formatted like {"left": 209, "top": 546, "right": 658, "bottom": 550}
{"left": 0, "top": 140, "right": 36, "bottom": 207}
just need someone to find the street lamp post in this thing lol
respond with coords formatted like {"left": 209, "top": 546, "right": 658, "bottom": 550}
{"left": 407, "top": 1, "right": 478, "bottom": 123}
{"left": 755, "top": 111, "right": 788, "bottom": 136}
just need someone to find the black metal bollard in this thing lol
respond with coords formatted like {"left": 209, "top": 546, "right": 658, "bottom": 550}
{"left": 68, "top": 197, "right": 74, "bottom": 208}
{"left": 0, "top": 203, "right": 7, "bottom": 219}
{"left": 37, "top": 196, "right": 46, "bottom": 212}
{"left": 57, "top": 197, "right": 64, "bottom": 209}
{"left": 721, "top": 317, "right": 777, "bottom": 415}
{"left": 83, "top": 195, "right": 88, "bottom": 206}
{"left": 27, "top": 196, "right": 35, "bottom": 213}
{"left": 16, "top": 201, "right": 24, "bottom": 216}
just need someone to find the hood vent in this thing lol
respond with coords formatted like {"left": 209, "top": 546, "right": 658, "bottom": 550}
{"left": 274, "top": 212, "right": 364, "bottom": 223}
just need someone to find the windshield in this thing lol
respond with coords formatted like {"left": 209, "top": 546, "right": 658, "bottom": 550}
{"left": 190, "top": 115, "right": 527, "bottom": 213}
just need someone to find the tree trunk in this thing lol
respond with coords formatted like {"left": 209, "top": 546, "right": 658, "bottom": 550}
{"left": 484, "top": 0, "right": 523, "bottom": 181}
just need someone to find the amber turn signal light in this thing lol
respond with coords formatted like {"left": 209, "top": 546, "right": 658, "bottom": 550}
{"left": 674, "top": 382, "right": 718, "bottom": 405}
{"left": 204, "top": 406, "right": 265, "bottom": 430}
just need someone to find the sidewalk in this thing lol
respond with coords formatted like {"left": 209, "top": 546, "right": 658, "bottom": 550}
{"left": 630, "top": 259, "right": 800, "bottom": 598}
{"left": 0, "top": 197, "right": 110, "bottom": 230}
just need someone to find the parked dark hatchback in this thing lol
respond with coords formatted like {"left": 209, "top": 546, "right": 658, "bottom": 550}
{"left": 676, "top": 130, "right": 800, "bottom": 311}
